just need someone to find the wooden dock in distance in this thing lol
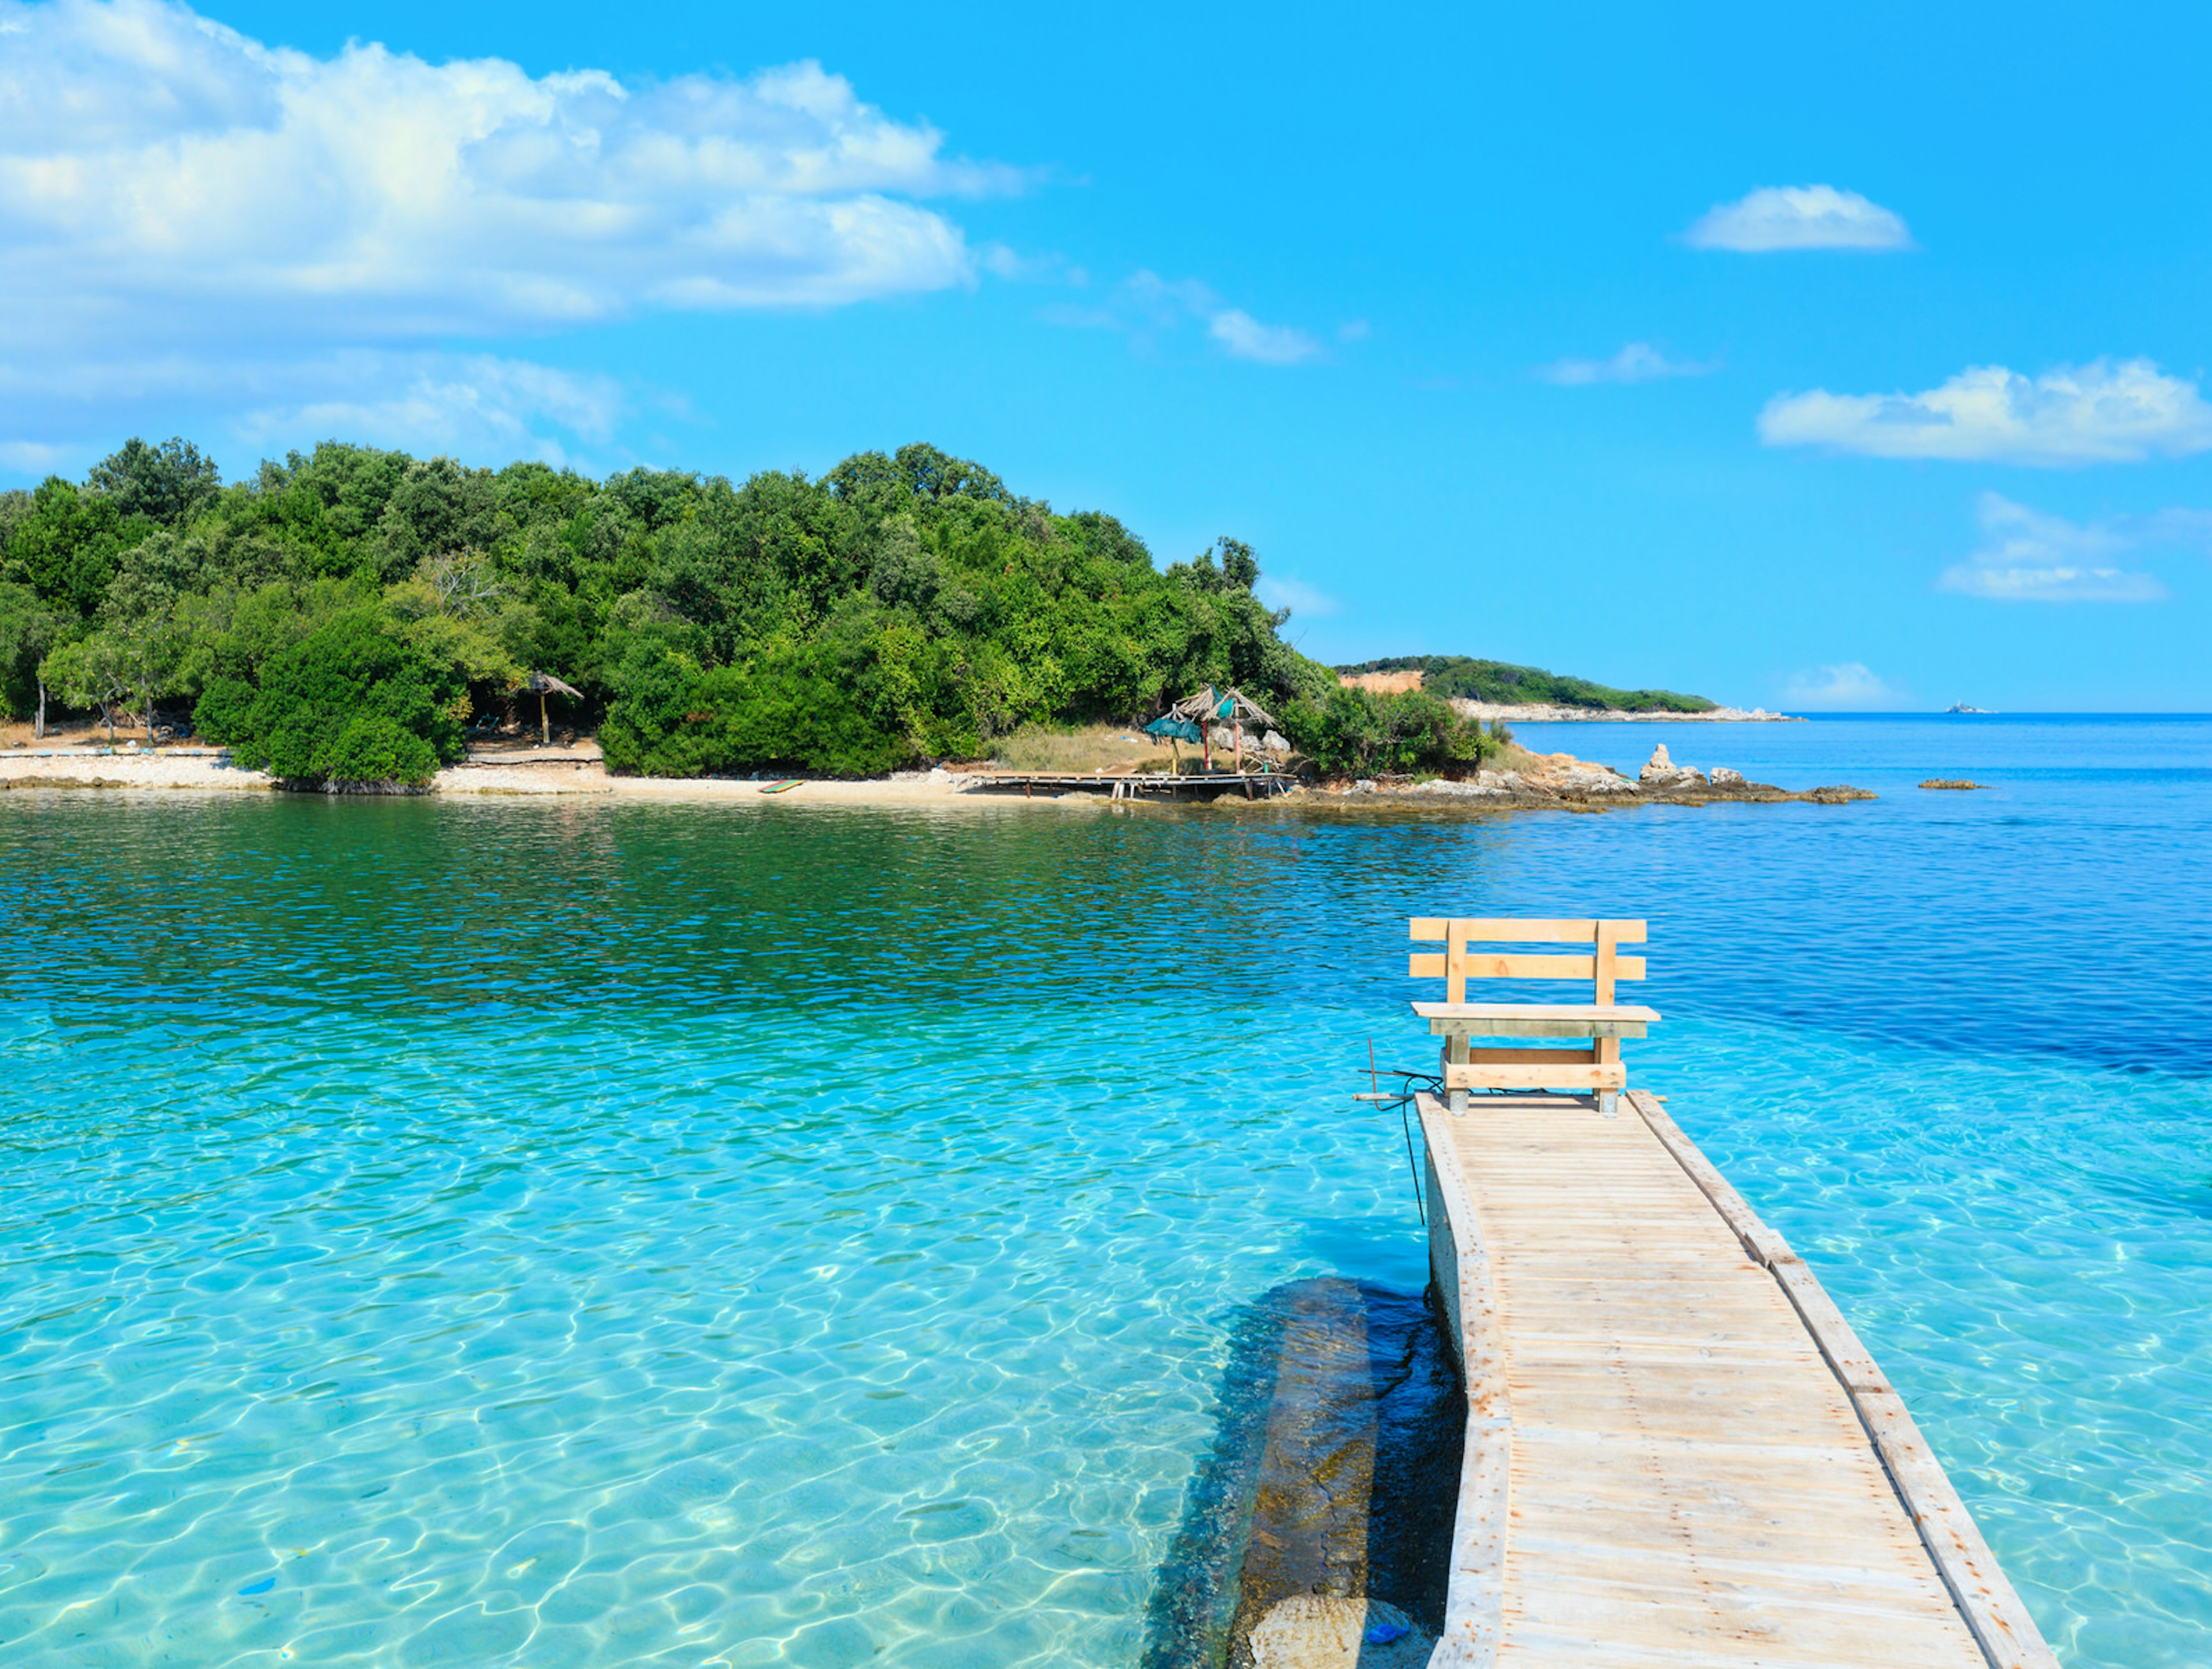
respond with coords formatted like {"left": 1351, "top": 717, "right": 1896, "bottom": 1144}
{"left": 1418, "top": 1088, "right": 2058, "bottom": 1669}
{"left": 971, "top": 769, "right": 1291, "bottom": 799}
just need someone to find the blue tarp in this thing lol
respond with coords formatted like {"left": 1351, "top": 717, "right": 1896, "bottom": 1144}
{"left": 1145, "top": 714, "right": 1204, "bottom": 743}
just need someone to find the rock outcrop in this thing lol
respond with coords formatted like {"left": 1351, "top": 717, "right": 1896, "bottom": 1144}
{"left": 1639, "top": 744, "right": 1707, "bottom": 788}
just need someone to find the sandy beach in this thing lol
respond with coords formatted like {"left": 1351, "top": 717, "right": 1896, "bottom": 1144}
{"left": 0, "top": 743, "right": 1872, "bottom": 810}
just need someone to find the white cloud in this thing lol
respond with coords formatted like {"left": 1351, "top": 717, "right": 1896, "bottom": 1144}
{"left": 1782, "top": 662, "right": 1910, "bottom": 709}
{"left": 1684, "top": 185, "right": 1912, "bottom": 252}
{"left": 0, "top": 350, "right": 635, "bottom": 477}
{"left": 1759, "top": 359, "right": 2212, "bottom": 465}
{"left": 1336, "top": 319, "right": 1372, "bottom": 344}
{"left": 235, "top": 353, "right": 628, "bottom": 466}
{"left": 0, "top": 440, "right": 72, "bottom": 473}
{"left": 1208, "top": 308, "right": 1322, "bottom": 365}
{"left": 1539, "top": 342, "right": 1717, "bottom": 386}
{"left": 1041, "top": 270, "right": 1324, "bottom": 366}
{"left": 1938, "top": 492, "right": 2171, "bottom": 602}
{"left": 0, "top": 0, "right": 997, "bottom": 361}
{"left": 1253, "top": 574, "right": 1339, "bottom": 618}
{"left": 980, "top": 244, "right": 1087, "bottom": 286}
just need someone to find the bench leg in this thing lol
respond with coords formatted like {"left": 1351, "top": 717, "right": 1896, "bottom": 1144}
{"left": 1444, "top": 1038, "right": 1469, "bottom": 1114}
{"left": 1598, "top": 1090, "right": 1618, "bottom": 1116}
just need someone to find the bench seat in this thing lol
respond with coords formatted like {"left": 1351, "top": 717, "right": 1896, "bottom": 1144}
{"left": 1413, "top": 1001, "right": 1659, "bottom": 1039}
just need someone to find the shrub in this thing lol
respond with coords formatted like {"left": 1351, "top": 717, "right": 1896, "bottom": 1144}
{"left": 317, "top": 714, "right": 438, "bottom": 787}
{"left": 602, "top": 638, "right": 906, "bottom": 777}
{"left": 215, "top": 608, "right": 463, "bottom": 786}
{"left": 1281, "top": 686, "right": 1499, "bottom": 777}
{"left": 191, "top": 675, "right": 256, "bottom": 743}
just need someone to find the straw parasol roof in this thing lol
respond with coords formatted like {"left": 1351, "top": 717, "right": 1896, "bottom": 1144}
{"left": 523, "top": 672, "right": 583, "bottom": 697}
{"left": 1165, "top": 685, "right": 1274, "bottom": 730}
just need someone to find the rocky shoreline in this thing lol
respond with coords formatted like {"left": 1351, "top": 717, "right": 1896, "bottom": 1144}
{"left": 1446, "top": 700, "right": 1800, "bottom": 724}
{"left": 1317, "top": 741, "right": 1871, "bottom": 811}
{"left": 0, "top": 739, "right": 1873, "bottom": 812}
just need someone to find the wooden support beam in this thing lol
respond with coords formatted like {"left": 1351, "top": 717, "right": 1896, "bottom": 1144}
{"left": 1442, "top": 1061, "right": 1627, "bottom": 1091}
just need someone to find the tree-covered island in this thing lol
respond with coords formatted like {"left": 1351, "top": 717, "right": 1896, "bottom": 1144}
{"left": 0, "top": 438, "right": 1705, "bottom": 788}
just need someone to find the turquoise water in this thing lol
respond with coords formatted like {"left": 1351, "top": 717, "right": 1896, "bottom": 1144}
{"left": 1, "top": 714, "right": 2206, "bottom": 1667}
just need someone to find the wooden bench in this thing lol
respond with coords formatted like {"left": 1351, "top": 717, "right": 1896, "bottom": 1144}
{"left": 1410, "top": 917, "right": 1660, "bottom": 1111}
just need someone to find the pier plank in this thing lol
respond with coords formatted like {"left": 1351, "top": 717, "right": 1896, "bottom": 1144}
{"left": 1417, "top": 1092, "right": 2052, "bottom": 1669}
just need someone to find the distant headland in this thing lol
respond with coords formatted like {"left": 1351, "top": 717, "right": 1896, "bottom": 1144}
{"left": 1335, "top": 656, "right": 1798, "bottom": 723}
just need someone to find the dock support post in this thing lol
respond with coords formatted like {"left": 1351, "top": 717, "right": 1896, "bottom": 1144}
{"left": 1445, "top": 1037, "right": 1470, "bottom": 1114}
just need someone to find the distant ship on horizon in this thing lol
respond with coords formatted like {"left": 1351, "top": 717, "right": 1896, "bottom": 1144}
{"left": 1945, "top": 701, "right": 1995, "bottom": 715}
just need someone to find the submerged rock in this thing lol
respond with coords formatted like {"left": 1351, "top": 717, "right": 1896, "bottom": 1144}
{"left": 1135, "top": 1280, "right": 1463, "bottom": 1669}
{"left": 1249, "top": 1596, "right": 1434, "bottom": 1668}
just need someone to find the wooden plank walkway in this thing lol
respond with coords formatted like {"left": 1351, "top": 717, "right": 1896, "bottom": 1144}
{"left": 1418, "top": 1088, "right": 2058, "bottom": 1669}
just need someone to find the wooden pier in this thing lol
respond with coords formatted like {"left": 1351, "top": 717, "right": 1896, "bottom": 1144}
{"left": 1417, "top": 1086, "right": 2059, "bottom": 1669}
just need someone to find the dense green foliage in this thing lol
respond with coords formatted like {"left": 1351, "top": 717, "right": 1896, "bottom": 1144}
{"left": 1281, "top": 686, "right": 1512, "bottom": 777}
{"left": 3, "top": 435, "right": 1601, "bottom": 782}
{"left": 1338, "top": 654, "right": 1715, "bottom": 713}
{"left": 198, "top": 610, "right": 461, "bottom": 787}
{"left": 1, "top": 436, "right": 1373, "bottom": 778}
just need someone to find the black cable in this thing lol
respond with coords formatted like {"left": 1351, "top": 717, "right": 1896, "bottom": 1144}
{"left": 1399, "top": 1096, "right": 1425, "bottom": 1226}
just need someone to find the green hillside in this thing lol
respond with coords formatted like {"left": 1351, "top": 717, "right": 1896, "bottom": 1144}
{"left": 1338, "top": 655, "right": 1715, "bottom": 714}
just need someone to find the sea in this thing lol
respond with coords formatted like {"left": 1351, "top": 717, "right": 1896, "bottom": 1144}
{"left": 0, "top": 712, "right": 2205, "bottom": 1668}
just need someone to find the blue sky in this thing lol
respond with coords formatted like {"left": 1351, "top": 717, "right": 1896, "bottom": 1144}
{"left": 5, "top": 0, "right": 2211, "bottom": 710}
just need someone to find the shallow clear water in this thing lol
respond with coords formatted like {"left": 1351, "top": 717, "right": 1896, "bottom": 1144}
{"left": 1, "top": 714, "right": 2206, "bottom": 1667}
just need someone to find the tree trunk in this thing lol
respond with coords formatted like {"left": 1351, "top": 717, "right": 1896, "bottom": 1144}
{"left": 34, "top": 680, "right": 44, "bottom": 740}
{"left": 145, "top": 678, "right": 156, "bottom": 745}
{"left": 540, "top": 689, "right": 550, "bottom": 746}
{"left": 102, "top": 700, "right": 115, "bottom": 744}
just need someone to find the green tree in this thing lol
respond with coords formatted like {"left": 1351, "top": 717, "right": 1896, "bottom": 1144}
{"left": 3, "top": 478, "right": 149, "bottom": 617}
{"left": 0, "top": 583, "right": 62, "bottom": 730}
{"left": 87, "top": 437, "right": 222, "bottom": 527}
{"left": 40, "top": 632, "right": 133, "bottom": 743}
{"left": 98, "top": 535, "right": 206, "bottom": 741}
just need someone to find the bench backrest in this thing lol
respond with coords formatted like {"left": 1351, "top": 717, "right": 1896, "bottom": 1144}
{"left": 1409, "top": 917, "right": 1648, "bottom": 1004}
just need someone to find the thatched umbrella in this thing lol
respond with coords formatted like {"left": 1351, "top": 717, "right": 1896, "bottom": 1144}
{"left": 523, "top": 672, "right": 582, "bottom": 745}
{"left": 1158, "top": 686, "right": 1275, "bottom": 772}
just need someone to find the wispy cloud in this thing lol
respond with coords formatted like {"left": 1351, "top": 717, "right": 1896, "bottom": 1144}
{"left": 1759, "top": 359, "right": 2212, "bottom": 465}
{"left": 1782, "top": 662, "right": 1910, "bottom": 709}
{"left": 980, "top": 245, "right": 1089, "bottom": 286}
{"left": 1041, "top": 270, "right": 1324, "bottom": 366}
{"left": 1538, "top": 342, "right": 1718, "bottom": 386}
{"left": 234, "top": 354, "right": 629, "bottom": 468}
{"left": 0, "top": 440, "right": 72, "bottom": 473}
{"left": 0, "top": 349, "right": 638, "bottom": 477}
{"left": 1938, "top": 492, "right": 2173, "bottom": 602}
{"left": 1253, "top": 574, "right": 1340, "bottom": 618}
{"left": 1685, "top": 185, "right": 1912, "bottom": 252}
{"left": 1208, "top": 308, "right": 1322, "bottom": 366}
